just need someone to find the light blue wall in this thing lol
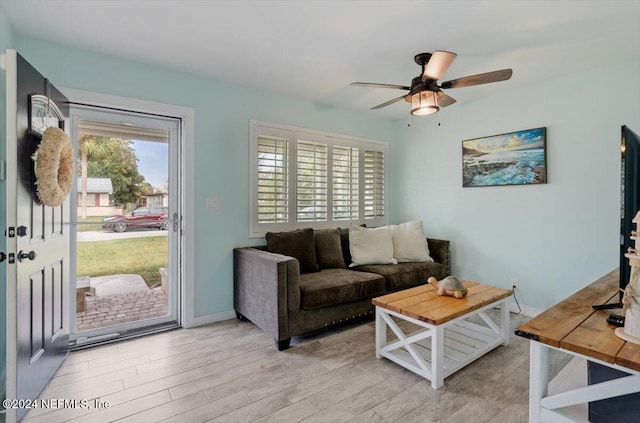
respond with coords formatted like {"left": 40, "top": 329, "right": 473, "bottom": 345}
{"left": 11, "top": 20, "right": 637, "bottom": 324}
{"left": 390, "top": 58, "right": 640, "bottom": 312}
{"left": 13, "top": 35, "right": 400, "bottom": 318}
{"left": 0, "top": 0, "right": 14, "bottom": 406}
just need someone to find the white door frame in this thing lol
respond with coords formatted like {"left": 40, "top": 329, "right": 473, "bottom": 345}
{"left": 69, "top": 107, "right": 181, "bottom": 340}
{"left": 61, "top": 87, "right": 196, "bottom": 329}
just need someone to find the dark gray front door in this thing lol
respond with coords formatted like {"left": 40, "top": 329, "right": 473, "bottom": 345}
{"left": 14, "top": 52, "right": 70, "bottom": 421}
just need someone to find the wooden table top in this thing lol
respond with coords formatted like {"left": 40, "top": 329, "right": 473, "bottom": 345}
{"left": 515, "top": 268, "right": 640, "bottom": 372}
{"left": 372, "top": 281, "right": 512, "bottom": 325}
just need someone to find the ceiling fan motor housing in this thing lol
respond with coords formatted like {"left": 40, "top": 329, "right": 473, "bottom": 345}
{"left": 404, "top": 76, "right": 439, "bottom": 102}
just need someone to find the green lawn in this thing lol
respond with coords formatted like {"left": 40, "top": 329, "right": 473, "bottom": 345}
{"left": 77, "top": 236, "right": 168, "bottom": 286}
{"left": 76, "top": 216, "right": 106, "bottom": 232}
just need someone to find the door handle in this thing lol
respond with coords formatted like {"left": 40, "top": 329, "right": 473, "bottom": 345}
{"left": 17, "top": 250, "right": 37, "bottom": 262}
{"left": 16, "top": 226, "right": 28, "bottom": 237}
{"left": 0, "top": 252, "right": 5, "bottom": 263}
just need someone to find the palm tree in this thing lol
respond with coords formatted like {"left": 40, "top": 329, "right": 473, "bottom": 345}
{"left": 78, "top": 135, "right": 113, "bottom": 220}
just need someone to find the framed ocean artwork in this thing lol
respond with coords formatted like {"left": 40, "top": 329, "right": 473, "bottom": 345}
{"left": 462, "top": 127, "right": 547, "bottom": 187}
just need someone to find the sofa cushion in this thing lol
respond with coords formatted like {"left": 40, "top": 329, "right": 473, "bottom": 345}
{"left": 299, "top": 268, "right": 385, "bottom": 310}
{"left": 349, "top": 223, "right": 398, "bottom": 267}
{"left": 390, "top": 220, "right": 434, "bottom": 263}
{"left": 352, "top": 262, "right": 446, "bottom": 291}
{"left": 266, "top": 228, "right": 320, "bottom": 273}
{"left": 314, "top": 228, "right": 345, "bottom": 269}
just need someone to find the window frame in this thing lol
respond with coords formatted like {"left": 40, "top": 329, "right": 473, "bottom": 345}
{"left": 250, "top": 120, "right": 388, "bottom": 238}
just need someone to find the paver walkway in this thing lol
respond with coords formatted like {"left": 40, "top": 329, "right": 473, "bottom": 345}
{"left": 76, "top": 287, "right": 167, "bottom": 331}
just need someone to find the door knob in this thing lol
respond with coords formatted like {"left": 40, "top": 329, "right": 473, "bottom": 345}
{"left": 16, "top": 226, "right": 28, "bottom": 237}
{"left": 0, "top": 252, "right": 5, "bottom": 263}
{"left": 17, "top": 250, "right": 37, "bottom": 262}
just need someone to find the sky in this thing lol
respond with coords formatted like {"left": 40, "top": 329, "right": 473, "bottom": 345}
{"left": 130, "top": 140, "right": 169, "bottom": 190}
{"left": 464, "top": 128, "right": 545, "bottom": 153}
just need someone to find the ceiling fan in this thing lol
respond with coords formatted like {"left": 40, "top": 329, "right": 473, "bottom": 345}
{"left": 351, "top": 51, "right": 513, "bottom": 116}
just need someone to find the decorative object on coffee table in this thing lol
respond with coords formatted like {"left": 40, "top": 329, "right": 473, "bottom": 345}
{"left": 428, "top": 276, "right": 468, "bottom": 299}
{"left": 616, "top": 210, "right": 640, "bottom": 345}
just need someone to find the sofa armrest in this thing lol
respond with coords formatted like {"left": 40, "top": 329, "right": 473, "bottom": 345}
{"left": 427, "top": 238, "right": 451, "bottom": 276}
{"left": 233, "top": 247, "right": 301, "bottom": 342}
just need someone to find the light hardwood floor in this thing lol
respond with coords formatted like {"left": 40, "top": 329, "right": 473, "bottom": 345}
{"left": 23, "top": 312, "right": 569, "bottom": 423}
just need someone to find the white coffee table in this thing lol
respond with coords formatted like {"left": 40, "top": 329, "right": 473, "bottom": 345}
{"left": 372, "top": 281, "right": 512, "bottom": 389}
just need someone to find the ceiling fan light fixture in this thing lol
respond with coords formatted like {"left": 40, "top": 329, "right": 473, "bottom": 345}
{"left": 410, "top": 91, "right": 439, "bottom": 116}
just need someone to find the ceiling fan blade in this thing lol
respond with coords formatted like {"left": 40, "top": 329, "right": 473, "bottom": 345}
{"left": 436, "top": 91, "right": 457, "bottom": 107}
{"left": 371, "top": 95, "right": 406, "bottom": 110}
{"left": 422, "top": 50, "right": 457, "bottom": 82}
{"left": 351, "top": 82, "right": 411, "bottom": 90}
{"left": 440, "top": 69, "right": 513, "bottom": 89}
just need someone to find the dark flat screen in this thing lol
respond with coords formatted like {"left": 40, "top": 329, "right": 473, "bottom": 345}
{"left": 620, "top": 125, "right": 640, "bottom": 295}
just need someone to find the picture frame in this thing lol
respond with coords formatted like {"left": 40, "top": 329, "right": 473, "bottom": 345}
{"left": 462, "top": 127, "right": 547, "bottom": 187}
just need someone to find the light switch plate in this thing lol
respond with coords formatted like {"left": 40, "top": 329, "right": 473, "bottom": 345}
{"left": 206, "top": 197, "right": 219, "bottom": 211}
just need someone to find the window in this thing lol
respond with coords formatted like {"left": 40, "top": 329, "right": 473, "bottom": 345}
{"left": 250, "top": 121, "right": 387, "bottom": 237}
{"left": 364, "top": 150, "right": 385, "bottom": 219}
{"left": 257, "top": 134, "right": 289, "bottom": 224}
{"left": 297, "top": 140, "right": 328, "bottom": 222}
{"left": 332, "top": 146, "right": 359, "bottom": 221}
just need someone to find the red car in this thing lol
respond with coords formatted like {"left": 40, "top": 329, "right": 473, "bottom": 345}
{"left": 102, "top": 206, "right": 169, "bottom": 232}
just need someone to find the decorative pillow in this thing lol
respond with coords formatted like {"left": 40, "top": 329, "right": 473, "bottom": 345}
{"left": 390, "top": 220, "right": 434, "bottom": 263}
{"left": 314, "top": 228, "right": 346, "bottom": 269}
{"left": 349, "top": 223, "right": 397, "bottom": 267}
{"left": 266, "top": 228, "right": 320, "bottom": 273}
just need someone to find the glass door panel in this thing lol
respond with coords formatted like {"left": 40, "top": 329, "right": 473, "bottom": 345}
{"left": 69, "top": 107, "right": 180, "bottom": 346}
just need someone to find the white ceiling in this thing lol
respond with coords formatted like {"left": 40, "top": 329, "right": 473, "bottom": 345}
{"left": 3, "top": 0, "right": 640, "bottom": 120}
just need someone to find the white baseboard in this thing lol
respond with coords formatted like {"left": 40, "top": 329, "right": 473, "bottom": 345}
{"left": 188, "top": 309, "right": 236, "bottom": 328}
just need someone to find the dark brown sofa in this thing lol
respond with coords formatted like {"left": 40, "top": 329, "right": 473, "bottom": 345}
{"left": 234, "top": 230, "right": 450, "bottom": 350}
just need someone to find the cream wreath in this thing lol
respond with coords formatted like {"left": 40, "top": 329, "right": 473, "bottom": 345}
{"left": 33, "top": 127, "right": 74, "bottom": 207}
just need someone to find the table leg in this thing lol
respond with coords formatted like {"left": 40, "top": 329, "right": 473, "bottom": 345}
{"left": 431, "top": 325, "right": 445, "bottom": 389}
{"left": 529, "top": 341, "right": 549, "bottom": 423}
{"left": 375, "top": 306, "right": 386, "bottom": 359}
{"left": 501, "top": 300, "right": 510, "bottom": 346}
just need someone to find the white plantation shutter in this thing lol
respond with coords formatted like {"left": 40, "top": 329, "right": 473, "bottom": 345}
{"left": 364, "top": 150, "right": 385, "bottom": 220}
{"left": 332, "top": 146, "right": 359, "bottom": 220}
{"left": 250, "top": 121, "right": 387, "bottom": 237}
{"left": 257, "top": 135, "right": 289, "bottom": 223}
{"left": 297, "top": 141, "right": 328, "bottom": 222}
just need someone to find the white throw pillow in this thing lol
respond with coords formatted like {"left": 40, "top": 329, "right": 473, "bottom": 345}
{"left": 390, "top": 220, "right": 434, "bottom": 263}
{"left": 349, "top": 223, "right": 398, "bottom": 267}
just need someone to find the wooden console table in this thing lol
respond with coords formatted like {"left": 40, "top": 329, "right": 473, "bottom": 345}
{"left": 515, "top": 268, "right": 640, "bottom": 422}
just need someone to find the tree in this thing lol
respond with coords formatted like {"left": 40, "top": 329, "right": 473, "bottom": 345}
{"left": 78, "top": 135, "right": 114, "bottom": 220}
{"left": 85, "top": 139, "right": 147, "bottom": 206}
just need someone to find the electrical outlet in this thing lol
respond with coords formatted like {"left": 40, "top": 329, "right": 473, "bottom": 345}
{"left": 511, "top": 279, "right": 520, "bottom": 289}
